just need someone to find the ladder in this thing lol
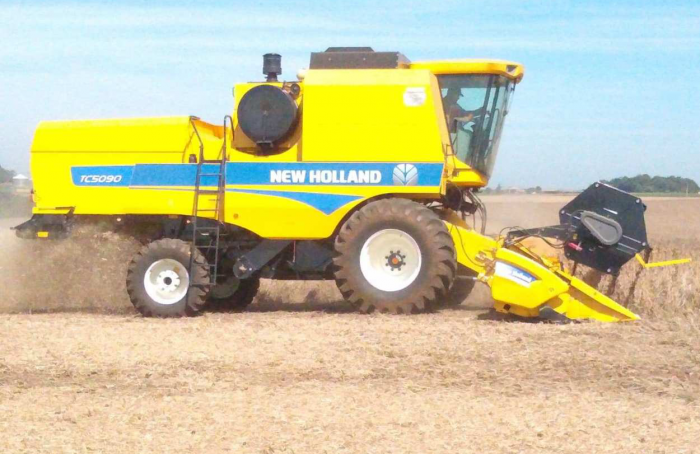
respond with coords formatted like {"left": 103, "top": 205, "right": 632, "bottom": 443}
{"left": 188, "top": 115, "right": 231, "bottom": 289}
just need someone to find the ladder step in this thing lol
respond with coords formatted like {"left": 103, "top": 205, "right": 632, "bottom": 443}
{"left": 189, "top": 154, "right": 225, "bottom": 287}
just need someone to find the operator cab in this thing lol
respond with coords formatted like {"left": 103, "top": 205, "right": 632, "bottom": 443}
{"left": 439, "top": 74, "right": 514, "bottom": 178}
{"left": 411, "top": 60, "right": 523, "bottom": 182}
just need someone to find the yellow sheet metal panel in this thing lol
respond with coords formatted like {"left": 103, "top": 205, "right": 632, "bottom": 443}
{"left": 31, "top": 152, "right": 181, "bottom": 213}
{"left": 32, "top": 117, "right": 196, "bottom": 154}
{"left": 32, "top": 146, "right": 446, "bottom": 238}
{"left": 300, "top": 69, "right": 446, "bottom": 163}
{"left": 225, "top": 185, "right": 438, "bottom": 239}
{"left": 30, "top": 117, "right": 227, "bottom": 214}
{"left": 445, "top": 159, "right": 489, "bottom": 187}
{"left": 547, "top": 292, "right": 639, "bottom": 322}
{"left": 488, "top": 246, "right": 639, "bottom": 322}
{"left": 410, "top": 60, "right": 525, "bottom": 82}
{"left": 222, "top": 188, "right": 365, "bottom": 239}
{"left": 561, "top": 275, "right": 639, "bottom": 321}
{"left": 490, "top": 248, "right": 569, "bottom": 309}
{"left": 443, "top": 217, "right": 498, "bottom": 274}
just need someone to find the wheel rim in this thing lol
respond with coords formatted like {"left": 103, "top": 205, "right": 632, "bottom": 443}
{"left": 360, "top": 229, "right": 422, "bottom": 292}
{"left": 144, "top": 259, "right": 190, "bottom": 305}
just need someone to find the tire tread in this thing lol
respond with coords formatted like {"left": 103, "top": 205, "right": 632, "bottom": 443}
{"left": 126, "top": 238, "right": 209, "bottom": 317}
{"left": 333, "top": 199, "right": 456, "bottom": 314}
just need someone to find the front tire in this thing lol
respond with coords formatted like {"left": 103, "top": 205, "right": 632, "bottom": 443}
{"left": 126, "top": 238, "right": 209, "bottom": 317}
{"left": 443, "top": 266, "right": 477, "bottom": 308}
{"left": 334, "top": 199, "right": 456, "bottom": 314}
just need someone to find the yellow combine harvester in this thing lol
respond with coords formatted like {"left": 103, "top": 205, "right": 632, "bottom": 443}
{"left": 14, "top": 48, "right": 680, "bottom": 320}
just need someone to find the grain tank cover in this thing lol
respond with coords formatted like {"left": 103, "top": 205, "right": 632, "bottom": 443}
{"left": 309, "top": 47, "right": 410, "bottom": 69}
{"left": 237, "top": 85, "right": 298, "bottom": 147}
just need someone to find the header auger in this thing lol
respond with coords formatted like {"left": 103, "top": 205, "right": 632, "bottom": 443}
{"left": 14, "top": 48, "right": 688, "bottom": 321}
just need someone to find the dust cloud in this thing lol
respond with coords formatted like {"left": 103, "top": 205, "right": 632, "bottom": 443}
{"left": 0, "top": 218, "right": 140, "bottom": 314}
{"left": 0, "top": 218, "right": 351, "bottom": 315}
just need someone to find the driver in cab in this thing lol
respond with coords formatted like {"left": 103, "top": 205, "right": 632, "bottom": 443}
{"left": 442, "top": 87, "right": 484, "bottom": 131}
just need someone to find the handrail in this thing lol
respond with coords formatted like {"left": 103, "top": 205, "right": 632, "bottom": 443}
{"left": 221, "top": 115, "right": 233, "bottom": 160}
{"left": 189, "top": 116, "right": 204, "bottom": 163}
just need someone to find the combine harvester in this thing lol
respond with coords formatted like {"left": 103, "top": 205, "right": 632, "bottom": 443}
{"left": 14, "top": 48, "right": 687, "bottom": 321}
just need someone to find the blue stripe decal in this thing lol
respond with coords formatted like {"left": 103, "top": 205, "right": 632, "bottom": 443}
{"left": 71, "top": 162, "right": 444, "bottom": 188}
{"left": 131, "top": 164, "right": 222, "bottom": 187}
{"left": 227, "top": 189, "right": 362, "bottom": 215}
{"left": 224, "top": 162, "right": 443, "bottom": 186}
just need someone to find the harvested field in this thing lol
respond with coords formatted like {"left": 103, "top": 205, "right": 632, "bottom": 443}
{"left": 1, "top": 196, "right": 699, "bottom": 453}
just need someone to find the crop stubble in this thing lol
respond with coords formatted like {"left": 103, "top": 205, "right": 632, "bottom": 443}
{"left": 0, "top": 196, "right": 698, "bottom": 453}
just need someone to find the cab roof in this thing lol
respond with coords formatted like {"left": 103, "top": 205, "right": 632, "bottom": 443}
{"left": 307, "top": 49, "right": 524, "bottom": 82}
{"left": 410, "top": 60, "right": 524, "bottom": 82}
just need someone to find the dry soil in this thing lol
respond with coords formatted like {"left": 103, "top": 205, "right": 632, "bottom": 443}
{"left": 1, "top": 196, "right": 699, "bottom": 453}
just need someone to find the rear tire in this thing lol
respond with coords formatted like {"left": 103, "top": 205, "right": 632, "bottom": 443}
{"left": 126, "top": 238, "right": 209, "bottom": 317}
{"left": 207, "top": 276, "right": 260, "bottom": 311}
{"left": 334, "top": 199, "right": 456, "bottom": 314}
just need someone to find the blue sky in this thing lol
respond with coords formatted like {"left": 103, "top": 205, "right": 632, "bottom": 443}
{"left": 1, "top": 0, "right": 699, "bottom": 189}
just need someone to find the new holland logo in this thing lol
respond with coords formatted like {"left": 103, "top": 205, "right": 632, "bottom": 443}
{"left": 392, "top": 164, "right": 418, "bottom": 186}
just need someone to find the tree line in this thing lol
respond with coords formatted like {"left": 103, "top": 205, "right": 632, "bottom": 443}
{"left": 603, "top": 175, "right": 699, "bottom": 194}
{"left": 0, "top": 165, "right": 16, "bottom": 184}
